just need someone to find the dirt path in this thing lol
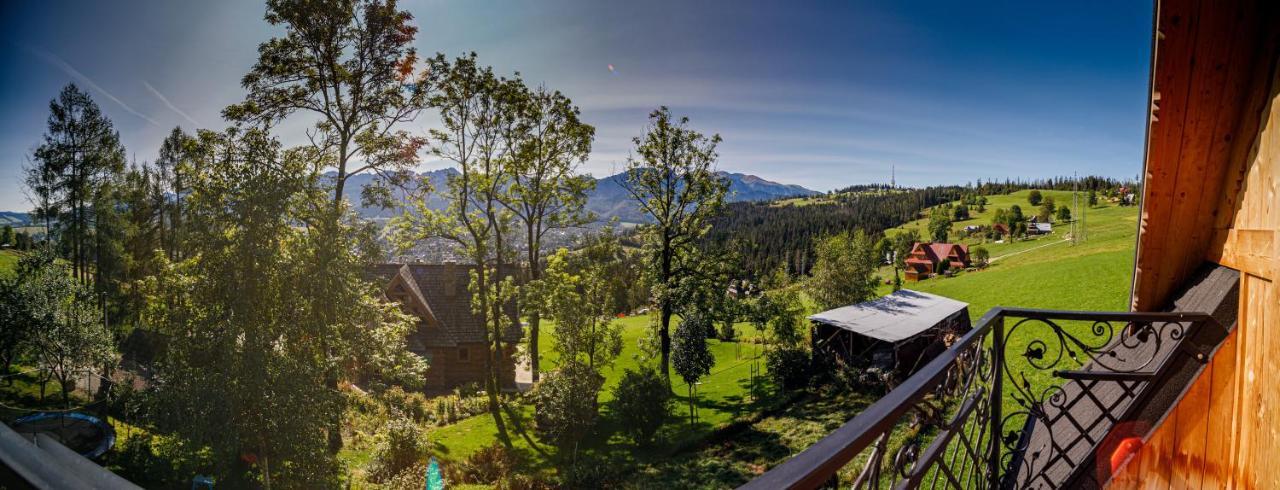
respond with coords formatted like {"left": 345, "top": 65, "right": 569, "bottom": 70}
{"left": 989, "top": 236, "right": 1068, "bottom": 263}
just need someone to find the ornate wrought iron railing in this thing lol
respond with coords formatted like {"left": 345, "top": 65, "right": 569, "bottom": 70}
{"left": 739, "top": 307, "right": 1225, "bottom": 490}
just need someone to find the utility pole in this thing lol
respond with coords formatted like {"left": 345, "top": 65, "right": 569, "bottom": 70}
{"left": 1072, "top": 173, "right": 1079, "bottom": 246}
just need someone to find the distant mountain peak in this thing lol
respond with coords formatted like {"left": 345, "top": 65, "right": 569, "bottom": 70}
{"left": 341, "top": 167, "right": 817, "bottom": 224}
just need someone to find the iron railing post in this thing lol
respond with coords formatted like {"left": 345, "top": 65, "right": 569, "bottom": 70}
{"left": 988, "top": 313, "right": 1003, "bottom": 489}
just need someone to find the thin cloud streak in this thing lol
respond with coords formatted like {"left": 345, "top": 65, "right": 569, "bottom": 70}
{"left": 26, "top": 46, "right": 161, "bottom": 127}
{"left": 143, "top": 81, "right": 200, "bottom": 127}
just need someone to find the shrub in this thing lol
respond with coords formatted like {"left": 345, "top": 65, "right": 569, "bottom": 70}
{"left": 379, "top": 386, "right": 431, "bottom": 423}
{"left": 532, "top": 364, "right": 603, "bottom": 451}
{"left": 972, "top": 247, "right": 990, "bottom": 267}
{"left": 766, "top": 346, "right": 812, "bottom": 389}
{"left": 367, "top": 414, "right": 427, "bottom": 483}
{"left": 610, "top": 367, "right": 671, "bottom": 445}
{"left": 450, "top": 443, "right": 520, "bottom": 484}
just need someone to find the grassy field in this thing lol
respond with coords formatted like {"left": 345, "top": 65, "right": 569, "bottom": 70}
{"left": 0, "top": 249, "right": 20, "bottom": 277}
{"left": 886, "top": 189, "right": 1138, "bottom": 317}
{"left": 426, "top": 315, "right": 781, "bottom": 478}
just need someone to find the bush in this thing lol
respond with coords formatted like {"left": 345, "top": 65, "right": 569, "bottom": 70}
{"left": 766, "top": 346, "right": 812, "bottom": 389}
{"left": 532, "top": 364, "right": 603, "bottom": 451}
{"left": 609, "top": 367, "right": 671, "bottom": 445}
{"left": 449, "top": 443, "right": 520, "bottom": 484}
{"left": 367, "top": 414, "right": 428, "bottom": 483}
{"left": 379, "top": 386, "right": 431, "bottom": 423}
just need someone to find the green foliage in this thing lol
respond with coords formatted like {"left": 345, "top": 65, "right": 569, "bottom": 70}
{"left": 952, "top": 203, "right": 970, "bottom": 221}
{"left": 1, "top": 225, "right": 11, "bottom": 246}
{"left": 1088, "top": 189, "right": 1099, "bottom": 207}
{"left": 367, "top": 414, "right": 428, "bottom": 483}
{"left": 528, "top": 243, "right": 624, "bottom": 375}
{"left": 621, "top": 106, "right": 728, "bottom": 382}
{"left": 1038, "top": 197, "right": 1056, "bottom": 222}
{"left": 928, "top": 207, "right": 952, "bottom": 242}
{"left": 225, "top": 0, "right": 428, "bottom": 211}
{"left": 532, "top": 363, "right": 604, "bottom": 453}
{"left": 12, "top": 248, "right": 117, "bottom": 405}
{"left": 448, "top": 443, "right": 521, "bottom": 485}
{"left": 1057, "top": 204, "right": 1073, "bottom": 222}
{"left": 671, "top": 313, "right": 715, "bottom": 386}
{"left": 502, "top": 85, "right": 596, "bottom": 384}
{"left": 808, "top": 229, "right": 880, "bottom": 310}
{"left": 890, "top": 230, "right": 920, "bottom": 290}
{"left": 29, "top": 83, "right": 126, "bottom": 286}
{"left": 609, "top": 367, "right": 671, "bottom": 445}
{"left": 393, "top": 52, "right": 529, "bottom": 447}
{"left": 972, "top": 246, "right": 990, "bottom": 266}
{"left": 1028, "top": 190, "right": 1043, "bottom": 205}
{"left": 707, "top": 186, "right": 964, "bottom": 277}
{"left": 145, "top": 128, "right": 424, "bottom": 487}
{"left": 765, "top": 346, "right": 811, "bottom": 390}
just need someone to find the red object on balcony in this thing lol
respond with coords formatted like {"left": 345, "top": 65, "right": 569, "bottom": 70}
{"left": 1110, "top": 437, "right": 1143, "bottom": 474}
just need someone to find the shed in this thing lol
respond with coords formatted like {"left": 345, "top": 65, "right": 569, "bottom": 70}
{"left": 809, "top": 289, "right": 970, "bottom": 381}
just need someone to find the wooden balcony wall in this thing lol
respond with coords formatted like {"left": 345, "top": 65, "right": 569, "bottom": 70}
{"left": 1110, "top": 0, "right": 1280, "bottom": 487}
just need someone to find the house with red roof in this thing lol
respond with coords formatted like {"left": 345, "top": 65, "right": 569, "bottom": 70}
{"left": 903, "top": 242, "right": 970, "bottom": 281}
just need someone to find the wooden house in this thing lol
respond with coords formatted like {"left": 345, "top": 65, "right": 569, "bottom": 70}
{"left": 903, "top": 242, "right": 971, "bottom": 281}
{"left": 369, "top": 263, "right": 522, "bottom": 393}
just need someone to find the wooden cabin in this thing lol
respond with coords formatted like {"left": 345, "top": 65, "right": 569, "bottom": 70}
{"left": 903, "top": 242, "right": 971, "bottom": 281}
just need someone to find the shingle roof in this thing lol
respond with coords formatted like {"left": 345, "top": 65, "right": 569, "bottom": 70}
{"left": 373, "top": 263, "right": 523, "bottom": 348}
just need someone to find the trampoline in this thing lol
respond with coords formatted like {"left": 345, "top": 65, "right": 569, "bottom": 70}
{"left": 11, "top": 412, "right": 116, "bottom": 459}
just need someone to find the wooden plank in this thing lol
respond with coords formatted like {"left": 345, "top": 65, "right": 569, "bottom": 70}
{"left": 1168, "top": 349, "right": 1212, "bottom": 489}
{"left": 1161, "top": 0, "right": 1243, "bottom": 309}
{"left": 1212, "top": 229, "right": 1276, "bottom": 280}
{"left": 1134, "top": 0, "right": 1200, "bottom": 311}
{"left": 1249, "top": 276, "right": 1277, "bottom": 489}
{"left": 1136, "top": 412, "right": 1176, "bottom": 490}
{"left": 1198, "top": 331, "right": 1239, "bottom": 489}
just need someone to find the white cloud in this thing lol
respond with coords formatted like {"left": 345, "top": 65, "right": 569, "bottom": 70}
{"left": 26, "top": 46, "right": 161, "bottom": 127}
{"left": 143, "top": 81, "right": 201, "bottom": 127}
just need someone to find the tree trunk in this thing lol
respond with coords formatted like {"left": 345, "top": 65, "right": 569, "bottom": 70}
{"left": 529, "top": 311, "right": 541, "bottom": 383}
{"left": 659, "top": 240, "right": 673, "bottom": 386}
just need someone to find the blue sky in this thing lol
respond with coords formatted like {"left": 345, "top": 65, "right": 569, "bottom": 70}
{"left": 0, "top": 0, "right": 1153, "bottom": 212}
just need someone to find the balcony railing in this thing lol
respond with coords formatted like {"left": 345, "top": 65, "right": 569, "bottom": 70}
{"left": 739, "top": 307, "right": 1225, "bottom": 490}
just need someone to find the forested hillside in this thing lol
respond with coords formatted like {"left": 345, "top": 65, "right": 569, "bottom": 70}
{"left": 706, "top": 186, "right": 965, "bottom": 277}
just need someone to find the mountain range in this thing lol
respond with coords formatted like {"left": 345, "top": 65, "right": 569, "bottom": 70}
{"left": 341, "top": 169, "right": 818, "bottom": 223}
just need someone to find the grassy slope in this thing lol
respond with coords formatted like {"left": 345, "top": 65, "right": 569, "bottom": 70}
{"left": 429, "top": 315, "right": 779, "bottom": 475}
{"left": 633, "top": 190, "right": 1140, "bottom": 488}
{"left": 889, "top": 189, "right": 1138, "bottom": 317}
{"left": 0, "top": 250, "right": 20, "bottom": 278}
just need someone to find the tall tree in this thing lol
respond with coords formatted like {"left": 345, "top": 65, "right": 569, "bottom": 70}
{"left": 501, "top": 86, "right": 595, "bottom": 383}
{"left": 31, "top": 84, "right": 126, "bottom": 284}
{"left": 393, "top": 53, "right": 525, "bottom": 448}
{"left": 808, "top": 230, "right": 879, "bottom": 310}
{"left": 224, "top": 0, "right": 430, "bottom": 212}
{"left": 621, "top": 107, "right": 728, "bottom": 384}
{"left": 890, "top": 230, "right": 921, "bottom": 291}
{"left": 526, "top": 240, "right": 624, "bottom": 456}
{"left": 148, "top": 128, "right": 424, "bottom": 487}
{"left": 154, "top": 127, "right": 195, "bottom": 259}
{"left": 928, "top": 207, "right": 951, "bottom": 243}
